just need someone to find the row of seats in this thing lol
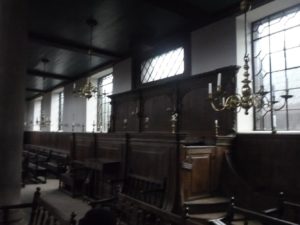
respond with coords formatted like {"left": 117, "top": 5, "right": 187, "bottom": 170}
{"left": 23, "top": 144, "right": 69, "bottom": 184}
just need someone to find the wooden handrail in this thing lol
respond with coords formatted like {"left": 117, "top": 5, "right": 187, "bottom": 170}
{"left": 284, "top": 201, "right": 300, "bottom": 209}
{"left": 233, "top": 206, "right": 300, "bottom": 225}
{"left": 0, "top": 203, "right": 32, "bottom": 210}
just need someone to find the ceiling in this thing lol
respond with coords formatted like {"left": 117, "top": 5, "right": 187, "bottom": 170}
{"left": 26, "top": 0, "right": 273, "bottom": 100}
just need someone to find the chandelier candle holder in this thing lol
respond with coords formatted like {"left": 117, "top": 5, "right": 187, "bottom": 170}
{"left": 72, "top": 18, "right": 98, "bottom": 100}
{"left": 92, "top": 121, "right": 96, "bottom": 133}
{"left": 170, "top": 112, "right": 178, "bottom": 134}
{"left": 208, "top": 0, "right": 292, "bottom": 118}
{"left": 36, "top": 112, "right": 51, "bottom": 128}
{"left": 73, "top": 80, "right": 97, "bottom": 99}
{"left": 214, "top": 120, "right": 219, "bottom": 137}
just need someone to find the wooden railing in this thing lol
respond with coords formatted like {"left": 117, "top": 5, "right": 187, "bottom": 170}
{"left": 0, "top": 188, "right": 77, "bottom": 225}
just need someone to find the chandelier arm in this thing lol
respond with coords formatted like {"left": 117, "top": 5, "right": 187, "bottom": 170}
{"left": 226, "top": 94, "right": 242, "bottom": 109}
{"left": 210, "top": 101, "right": 227, "bottom": 112}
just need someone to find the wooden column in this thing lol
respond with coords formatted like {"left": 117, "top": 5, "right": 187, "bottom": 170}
{"left": 0, "top": 0, "right": 27, "bottom": 224}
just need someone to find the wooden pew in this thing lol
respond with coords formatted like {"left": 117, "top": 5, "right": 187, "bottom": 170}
{"left": 0, "top": 188, "right": 77, "bottom": 225}
{"left": 45, "top": 150, "right": 69, "bottom": 177}
{"left": 59, "top": 161, "right": 90, "bottom": 197}
{"left": 215, "top": 197, "right": 300, "bottom": 225}
{"left": 90, "top": 192, "right": 203, "bottom": 225}
{"left": 262, "top": 192, "right": 300, "bottom": 223}
{"left": 23, "top": 145, "right": 70, "bottom": 183}
{"left": 23, "top": 146, "right": 50, "bottom": 183}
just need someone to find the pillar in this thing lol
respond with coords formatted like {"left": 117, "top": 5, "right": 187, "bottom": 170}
{"left": 0, "top": 0, "right": 27, "bottom": 224}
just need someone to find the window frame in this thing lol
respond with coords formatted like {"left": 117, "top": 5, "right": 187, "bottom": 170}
{"left": 132, "top": 34, "right": 191, "bottom": 89}
{"left": 50, "top": 88, "right": 64, "bottom": 132}
{"left": 251, "top": 3, "right": 300, "bottom": 131}
{"left": 96, "top": 73, "right": 113, "bottom": 133}
{"left": 85, "top": 68, "right": 113, "bottom": 133}
{"left": 33, "top": 97, "right": 42, "bottom": 131}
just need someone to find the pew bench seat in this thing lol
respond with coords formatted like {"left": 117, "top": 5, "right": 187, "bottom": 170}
{"left": 23, "top": 145, "right": 69, "bottom": 183}
{"left": 27, "top": 163, "right": 47, "bottom": 183}
{"left": 0, "top": 188, "right": 79, "bottom": 225}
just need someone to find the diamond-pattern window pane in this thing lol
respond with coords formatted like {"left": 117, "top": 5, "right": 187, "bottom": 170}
{"left": 252, "top": 4, "right": 300, "bottom": 131}
{"left": 141, "top": 47, "right": 184, "bottom": 83}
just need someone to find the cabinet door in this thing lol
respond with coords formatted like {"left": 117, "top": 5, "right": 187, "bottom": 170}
{"left": 181, "top": 153, "right": 212, "bottom": 200}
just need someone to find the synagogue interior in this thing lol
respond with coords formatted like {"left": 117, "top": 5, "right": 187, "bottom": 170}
{"left": 1, "top": 0, "right": 300, "bottom": 224}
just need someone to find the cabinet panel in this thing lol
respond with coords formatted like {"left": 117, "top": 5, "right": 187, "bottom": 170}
{"left": 112, "top": 94, "right": 139, "bottom": 132}
{"left": 142, "top": 94, "right": 173, "bottom": 132}
{"left": 181, "top": 146, "right": 216, "bottom": 201}
{"left": 110, "top": 65, "right": 238, "bottom": 136}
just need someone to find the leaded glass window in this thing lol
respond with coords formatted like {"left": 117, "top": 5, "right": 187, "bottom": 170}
{"left": 97, "top": 74, "right": 113, "bottom": 132}
{"left": 51, "top": 89, "right": 64, "bottom": 131}
{"left": 141, "top": 47, "right": 184, "bottom": 83}
{"left": 58, "top": 91, "right": 64, "bottom": 131}
{"left": 252, "top": 5, "right": 300, "bottom": 131}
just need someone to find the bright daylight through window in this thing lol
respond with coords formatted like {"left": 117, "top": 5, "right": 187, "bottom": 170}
{"left": 51, "top": 90, "right": 64, "bottom": 131}
{"left": 253, "top": 5, "right": 300, "bottom": 131}
{"left": 86, "top": 72, "right": 113, "bottom": 133}
{"left": 97, "top": 74, "right": 113, "bottom": 133}
{"left": 141, "top": 47, "right": 184, "bottom": 83}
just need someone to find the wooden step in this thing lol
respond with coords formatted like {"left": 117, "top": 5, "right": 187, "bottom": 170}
{"left": 231, "top": 220, "right": 263, "bottom": 225}
{"left": 188, "top": 212, "right": 227, "bottom": 221}
{"left": 185, "top": 197, "right": 229, "bottom": 205}
{"left": 185, "top": 196, "right": 230, "bottom": 214}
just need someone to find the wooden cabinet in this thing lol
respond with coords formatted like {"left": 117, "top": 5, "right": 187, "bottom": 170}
{"left": 110, "top": 65, "right": 238, "bottom": 136}
{"left": 82, "top": 158, "right": 121, "bottom": 199}
{"left": 180, "top": 145, "right": 219, "bottom": 202}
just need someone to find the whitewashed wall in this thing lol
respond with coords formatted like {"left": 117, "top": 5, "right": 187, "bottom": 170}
{"left": 191, "top": 17, "right": 237, "bottom": 75}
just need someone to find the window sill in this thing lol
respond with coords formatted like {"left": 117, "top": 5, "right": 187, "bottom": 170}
{"left": 238, "top": 130, "right": 300, "bottom": 135}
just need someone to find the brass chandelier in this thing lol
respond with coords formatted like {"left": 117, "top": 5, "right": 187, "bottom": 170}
{"left": 73, "top": 18, "right": 98, "bottom": 100}
{"left": 208, "top": 0, "right": 292, "bottom": 115}
{"left": 36, "top": 111, "right": 51, "bottom": 128}
{"left": 73, "top": 79, "right": 97, "bottom": 99}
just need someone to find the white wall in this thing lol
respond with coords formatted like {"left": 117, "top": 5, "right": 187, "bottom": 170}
{"left": 113, "top": 58, "right": 132, "bottom": 94}
{"left": 191, "top": 17, "right": 237, "bottom": 75}
{"left": 63, "top": 79, "right": 87, "bottom": 132}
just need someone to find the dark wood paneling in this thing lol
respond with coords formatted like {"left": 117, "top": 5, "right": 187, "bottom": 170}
{"left": 128, "top": 133, "right": 184, "bottom": 211}
{"left": 233, "top": 134, "right": 300, "bottom": 201}
{"left": 72, "top": 133, "right": 95, "bottom": 160}
{"left": 111, "top": 66, "right": 238, "bottom": 138}
{"left": 142, "top": 86, "right": 176, "bottom": 132}
{"left": 111, "top": 93, "right": 140, "bottom": 132}
{"left": 23, "top": 131, "right": 72, "bottom": 153}
{"left": 179, "top": 66, "right": 236, "bottom": 137}
{"left": 95, "top": 133, "right": 126, "bottom": 160}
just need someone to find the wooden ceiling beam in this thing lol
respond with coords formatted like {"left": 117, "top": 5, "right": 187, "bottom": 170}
{"left": 26, "top": 88, "right": 47, "bottom": 93}
{"left": 27, "top": 69, "right": 72, "bottom": 80}
{"left": 145, "top": 0, "right": 211, "bottom": 21}
{"left": 29, "top": 32, "right": 123, "bottom": 59}
{"left": 212, "top": 0, "right": 274, "bottom": 18}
